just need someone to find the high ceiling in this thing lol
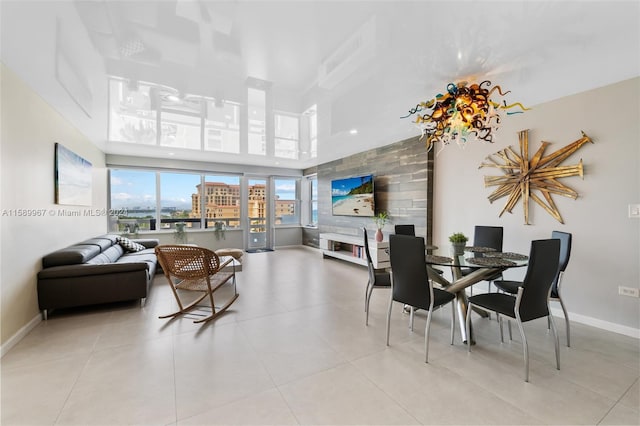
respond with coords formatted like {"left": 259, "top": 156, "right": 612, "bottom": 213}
{"left": 2, "top": 1, "right": 639, "bottom": 170}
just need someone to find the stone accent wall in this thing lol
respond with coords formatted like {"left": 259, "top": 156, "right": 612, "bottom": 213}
{"left": 303, "top": 135, "right": 434, "bottom": 248}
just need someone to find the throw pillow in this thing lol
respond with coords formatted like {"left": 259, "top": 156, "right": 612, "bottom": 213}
{"left": 116, "top": 236, "right": 146, "bottom": 253}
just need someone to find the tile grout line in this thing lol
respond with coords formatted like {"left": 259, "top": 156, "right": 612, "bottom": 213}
{"left": 596, "top": 377, "right": 640, "bottom": 425}
{"left": 52, "top": 351, "right": 94, "bottom": 425}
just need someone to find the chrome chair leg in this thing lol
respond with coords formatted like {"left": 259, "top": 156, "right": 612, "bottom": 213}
{"left": 499, "top": 316, "right": 504, "bottom": 343}
{"left": 425, "top": 308, "right": 432, "bottom": 363}
{"left": 558, "top": 297, "right": 571, "bottom": 347}
{"left": 450, "top": 302, "right": 455, "bottom": 345}
{"left": 465, "top": 302, "right": 473, "bottom": 352}
{"left": 409, "top": 307, "right": 415, "bottom": 331}
{"left": 515, "top": 315, "right": 529, "bottom": 382}
{"left": 508, "top": 319, "right": 513, "bottom": 341}
{"left": 548, "top": 312, "right": 561, "bottom": 370}
{"left": 386, "top": 296, "right": 393, "bottom": 346}
{"left": 365, "top": 280, "right": 371, "bottom": 311}
{"left": 365, "top": 281, "right": 374, "bottom": 326}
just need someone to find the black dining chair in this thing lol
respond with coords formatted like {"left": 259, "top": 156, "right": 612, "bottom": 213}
{"left": 466, "top": 238, "right": 561, "bottom": 382}
{"left": 363, "top": 227, "right": 391, "bottom": 325}
{"left": 387, "top": 234, "right": 456, "bottom": 363}
{"left": 394, "top": 224, "right": 415, "bottom": 236}
{"left": 461, "top": 226, "right": 504, "bottom": 294}
{"left": 394, "top": 224, "right": 443, "bottom": 322}
{"left": 494, "top": 231, "right": 573, "bottom": 346}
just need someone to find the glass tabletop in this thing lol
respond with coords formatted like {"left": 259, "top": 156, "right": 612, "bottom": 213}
{"left": 425, "top": 252, "right": 528, "bottom": 268}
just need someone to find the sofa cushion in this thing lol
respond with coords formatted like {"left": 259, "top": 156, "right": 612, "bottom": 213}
{"left": 84, "top": 245, "right": 125, "bottom": 264}
{"left": 99, "top": 234, "right": 120, "bottom": 244}
{"left": 78, "top": 237, "right": 114, "bottom": 252}
{"left": 42, "top": 245, "right": 101, "bottom": 268}
{"left": 116, "top": 236, "right": 146, "bottom": 253}
{"left": 117, "top": 252, "right": 157, "bottom": 280}
{"left": 118, "top": 253, "right": 156, "bottom": 267}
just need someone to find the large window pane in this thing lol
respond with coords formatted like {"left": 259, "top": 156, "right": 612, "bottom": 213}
{"left": 247, "top": 87, "right": 266, "bottom": 155}
{"left": 109, "top": 169, "right": 157, "bottom": 232}
{"left": 108, "top": 79, "right": 157, "bottom": 145}
{"left": 204, "top": 100, "right": 240, "bottom": 153}
{"left": 274, "top": 178, "right": 299, "bottom": 225}
{"left": 160, "top": 172, "right": 201, "bottom": 229}
{"left": 311, "top": 176, "right": 318, "bottom": 226}
{"left": 199, "top": 175, "right": 242, "bottom": 229}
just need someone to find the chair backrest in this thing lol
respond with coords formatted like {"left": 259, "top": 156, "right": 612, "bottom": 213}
{"left": 394, "top": 224, "right": 416, "bottom": 236}
{"left": 551, "top": 230, "right": 572, "bottom": 273}
{"left": 473, "top": 226, "right": 503, "bottom": 251}
{"left": 389, "top": 234, "right": 432, "bottom": 310}
{"left": 155, "top": 245, "right": 222, "bottom": 280}
{"left": 550, "top": 230, "right": 572, "bottom": 295}
{"left": 363, "top": 227, "right": 376, "bottom": 281}
{"left": 519, "top": 239, "right": 561, "bottom": 321}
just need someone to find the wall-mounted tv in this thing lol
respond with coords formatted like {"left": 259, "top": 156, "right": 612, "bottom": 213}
{"left": 331, "top": 174, "right": 375, "bottom": 217}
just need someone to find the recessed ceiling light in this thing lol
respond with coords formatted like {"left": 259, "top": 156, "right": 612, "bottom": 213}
{"left": 349, "top": 129, "right": 358, "bottom": 135}
{"left": 166, "top": 94, "right": 180, "bottom": 102}
{"left": 168, "top": 152, "right": 175, "bottom": 156}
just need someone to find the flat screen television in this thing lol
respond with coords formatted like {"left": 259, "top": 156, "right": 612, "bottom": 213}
{"left": 331, "top": 174, "right": 375, "bottom": 217}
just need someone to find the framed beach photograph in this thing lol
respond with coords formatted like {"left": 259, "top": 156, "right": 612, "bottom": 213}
{"left": 55, "top": 143, "right": 92, "bottom": 206}
{"left": 331, "top": 174, "right": 375, "bottom": 217}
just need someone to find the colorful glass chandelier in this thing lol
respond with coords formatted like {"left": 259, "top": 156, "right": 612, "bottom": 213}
{"left": 402, "top": 80, "right": 530, "bottom": 151}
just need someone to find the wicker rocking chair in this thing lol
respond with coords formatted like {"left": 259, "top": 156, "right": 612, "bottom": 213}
{"left": 155, "top": 245, "right": 239, "bottom": 323}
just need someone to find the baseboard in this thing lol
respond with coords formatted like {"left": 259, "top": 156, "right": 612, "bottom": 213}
{"left": 550, "top": 307, "right": 640, "bottom": 339}
{"left": 1, "top": 313, "right": 42, "bottom": 358}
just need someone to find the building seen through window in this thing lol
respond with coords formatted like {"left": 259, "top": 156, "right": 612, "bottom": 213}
{"left": 110, "top": 170, "right": 299, "bottom": 232}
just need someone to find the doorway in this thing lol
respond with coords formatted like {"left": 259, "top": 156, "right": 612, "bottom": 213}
{"left": 246, "top": 177, "right": 272, "bottom": 252}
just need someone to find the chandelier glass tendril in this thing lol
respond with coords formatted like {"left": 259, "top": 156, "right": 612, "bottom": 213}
{"left": 402, "top": 80, "right": 530, "bottom": 152}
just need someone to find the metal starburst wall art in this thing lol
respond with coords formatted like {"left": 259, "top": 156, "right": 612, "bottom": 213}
{"left": 480, "top": 129, "right": 593, "bottom": 224}
{"left": 402, "top": 80, "right": 530, "bottom": 152}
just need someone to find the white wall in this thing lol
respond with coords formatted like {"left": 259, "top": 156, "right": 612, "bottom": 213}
{"left": 0, "top": 65, "right": 108, "bottom": 347}
{"left": 432, "top": 77, "right": 640, "bottom": 335}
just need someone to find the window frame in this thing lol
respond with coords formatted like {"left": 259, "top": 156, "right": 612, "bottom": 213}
{"left": 108, "top": 167, "right": 302, "bottom": 233}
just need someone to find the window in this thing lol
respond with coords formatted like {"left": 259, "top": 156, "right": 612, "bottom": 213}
{"left": 274, "top": 112, "right": 299, "bottom": 159}
{"left": 202, "top": 175, "right": 241, "bottom": 229}
{"left": 110, "top": 169, "right": 244, "bottom": 232}
{"left": 310, "top": 176, "right": 318, "bottom": 226}
{"left": 300, "top": 174, "right": 317, "bottom": 227}
{"left": 247, "top": 87, "right": 266, "bottom": 155}
{"left": 274, "top": 178, "right": 300, "bottom": 225}
{"left": 159, "top": 172, "right": 201, "bottom": 229}
{"left": 109, "top": 169, "right": 157, "bottom": 232}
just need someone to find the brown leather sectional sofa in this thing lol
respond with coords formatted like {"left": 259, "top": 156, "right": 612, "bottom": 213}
{"left": 37, "top": 234, "right": 159, "bottom": 319}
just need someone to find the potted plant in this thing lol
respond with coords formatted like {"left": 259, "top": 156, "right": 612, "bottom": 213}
{"left": 174, "top": 222, "right": 188, "bottom": 244}
{"left": 373, "top": 211, "right": 390, "bottom": 242}
{"left": 213, "top": 221, "right": 226, "bottom": 240}
{"left": 449, "top": 232, "right": 468, "bottom": 255}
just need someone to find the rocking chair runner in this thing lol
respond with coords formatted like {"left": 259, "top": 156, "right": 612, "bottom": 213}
{"left": 155, "top": 245, "right": 239, "bottom": 323}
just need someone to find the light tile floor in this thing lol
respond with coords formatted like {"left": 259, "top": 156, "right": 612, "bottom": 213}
{"left": 2, "top": 246, "right": 639, "bottom": 425}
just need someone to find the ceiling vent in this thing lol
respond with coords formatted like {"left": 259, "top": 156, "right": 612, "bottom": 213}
{"left": 318, "top": 16, "right": 377, "bottom": 90}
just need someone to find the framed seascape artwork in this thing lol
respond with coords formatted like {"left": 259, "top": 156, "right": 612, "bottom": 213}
{"left": 55, "top": 143, "right": 92, "bottom": 206}
{"left": 331, "top": 174, "right": 375, "bottom": 217}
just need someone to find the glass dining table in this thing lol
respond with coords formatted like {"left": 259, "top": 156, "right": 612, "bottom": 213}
{"left": 425, "top": 247, "right": 528, "bottom": 343}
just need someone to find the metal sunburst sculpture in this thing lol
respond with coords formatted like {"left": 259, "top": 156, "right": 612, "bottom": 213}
{"left": 480, "top": 129, "right": 593, "bottom": 224}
